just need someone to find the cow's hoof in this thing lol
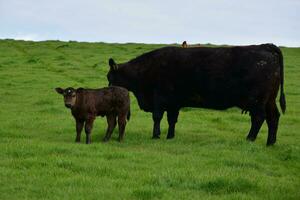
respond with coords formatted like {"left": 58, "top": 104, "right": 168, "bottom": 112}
{"left": 266, "top": 143, "right": 275, "bottom": 147}
{"left": 166, "top": 135, "right": 175, "bottom": 139}
{"left": 246, "top": 136, "right": 256, "bottom": 142}
{"left": 152, "top": 135, "right": 160, "bottom": 139}
{"left": 266, "top": 140, "right": 276, "bottom": 146}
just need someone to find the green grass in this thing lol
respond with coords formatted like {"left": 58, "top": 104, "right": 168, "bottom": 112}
{"left": 0, "top": 39, "right": 299, "bottom": 200}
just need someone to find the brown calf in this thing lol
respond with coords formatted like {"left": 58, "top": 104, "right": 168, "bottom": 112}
{"left": 55, "top": 86, "right": 130, "bottom": 144}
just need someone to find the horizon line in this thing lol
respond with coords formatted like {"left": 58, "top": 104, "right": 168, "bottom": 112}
{"left": 0, "top": 38, "right": 299, "bottom": 48}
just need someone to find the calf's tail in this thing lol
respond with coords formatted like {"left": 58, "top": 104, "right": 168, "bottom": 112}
{"left": 127, "top": 108, "right": 131, "bottom": 121}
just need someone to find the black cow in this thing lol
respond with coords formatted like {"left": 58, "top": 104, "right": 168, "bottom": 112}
{"left": 107, "top": 44, "right": 286, "bottom": 145}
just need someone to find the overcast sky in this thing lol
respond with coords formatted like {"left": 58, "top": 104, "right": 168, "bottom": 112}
{"left": 0, "top": 0, "right": 299, "bottom": 46}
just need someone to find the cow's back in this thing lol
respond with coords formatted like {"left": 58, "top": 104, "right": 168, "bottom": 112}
{"left": 122, "top": 44, "right": 282, "bottom": 111}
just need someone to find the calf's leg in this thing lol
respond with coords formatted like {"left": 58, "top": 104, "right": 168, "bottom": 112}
{"left": 166, "top": 109, "right": 179, "bottom": 139}
{"left": 246, "top": 107, "right": 265, "bottom": 142}
{"left": 265, "top": 100, "right": 280, "bottom": 146}
{"left": 85, "top": 117, "right": 95, "bottom": 144}
{"left": 103, "top": 115, "right": 117, "bottom": 142}
{"left": 117, "top": 114, "right": 127, "bottom": 142}
{"left": 75, "top": 119, "right": 84, "bottom": 143}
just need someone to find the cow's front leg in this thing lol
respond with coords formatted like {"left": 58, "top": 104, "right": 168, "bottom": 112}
{"left": 85, "top": 117, "right": 95, "bottom": 144}
{"left": 152, "top": 90, "right": 165, "bottom": 139}
{"left": 166, "top": 109, "right": 179, "bottom": 139}
{"left": 152, "top": 110, "right": 164, "bottom": 139}
{"left": 75, "top": 119, "right": 84, "bottom": 143}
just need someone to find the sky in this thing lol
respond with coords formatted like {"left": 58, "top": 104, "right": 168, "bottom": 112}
{"left": 0, "top": 0, "right": 299, "bottom": 46}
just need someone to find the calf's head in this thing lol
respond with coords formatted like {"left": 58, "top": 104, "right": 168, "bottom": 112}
{"left": 55, "top": 87, "right": 82, "bottom": 108}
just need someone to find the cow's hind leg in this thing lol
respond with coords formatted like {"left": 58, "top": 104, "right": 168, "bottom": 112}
{"left": 103, "top": 115, "right": 117, "bottom": 142}
{"left": 166, "top": 109, "right": 179, "bottom": 139}
{"left": 265, "top": 100, "right": 280, "bottom": 146}
{"left": 246, "top": 107, "right": 266, "bottom": 142}
{"left": 117, "top": 114, "right": 127, "bottom": 142}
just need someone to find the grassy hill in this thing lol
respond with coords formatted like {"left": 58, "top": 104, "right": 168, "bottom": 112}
{"left": 0, "top": 39, "right": 299, "bottom": 200}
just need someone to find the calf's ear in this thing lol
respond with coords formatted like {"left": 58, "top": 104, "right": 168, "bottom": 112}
{"left": 76, "top": 88, "right": 84, "bottom": 93}
{"left": 55, "top": 87, "right": 64, "bottom": 94}
{"left": 109, "top": 58, "right": 118, "bottom": 71}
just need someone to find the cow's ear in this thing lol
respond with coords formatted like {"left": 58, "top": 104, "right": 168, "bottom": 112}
{"left": 76, "top": 88, "right": 84, "bottom": 93}
{"left": 55, "top": 87, "right": 64, "bottom": 95}
{"left": 109, "top": 58, "right": 118, "bottom": 71}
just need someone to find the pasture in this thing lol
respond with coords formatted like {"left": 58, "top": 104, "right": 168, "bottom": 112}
{"left": 0, "top": 39, "right": 299, "bottom": 199}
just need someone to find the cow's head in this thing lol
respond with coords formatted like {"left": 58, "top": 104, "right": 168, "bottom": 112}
{"left": 107, "top": 58, "right": 129, "bottom": 88}
{"left": 55, "top": 87, "right": 83, "bottom": 109}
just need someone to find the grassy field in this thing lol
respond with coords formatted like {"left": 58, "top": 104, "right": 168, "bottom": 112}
{"left": 0, "top": 39, "right": 299, "bottom": 200}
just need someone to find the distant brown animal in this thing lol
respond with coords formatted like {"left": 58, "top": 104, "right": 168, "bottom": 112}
{"left": 55, "top": 86, "right": 130, "bottom": 144}
{"left": 182, "top": 41, "right": 202, "bottom": 48}
{"left": 182, "top": 41, "right": 187, "bottom": 48}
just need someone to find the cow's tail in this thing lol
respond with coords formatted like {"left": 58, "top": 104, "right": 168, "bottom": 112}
{"left": 265, "top": 44, "right": 286, "bottom": 114}
{"left": 278, "top": 49, "right": 286, "bottom": 114}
